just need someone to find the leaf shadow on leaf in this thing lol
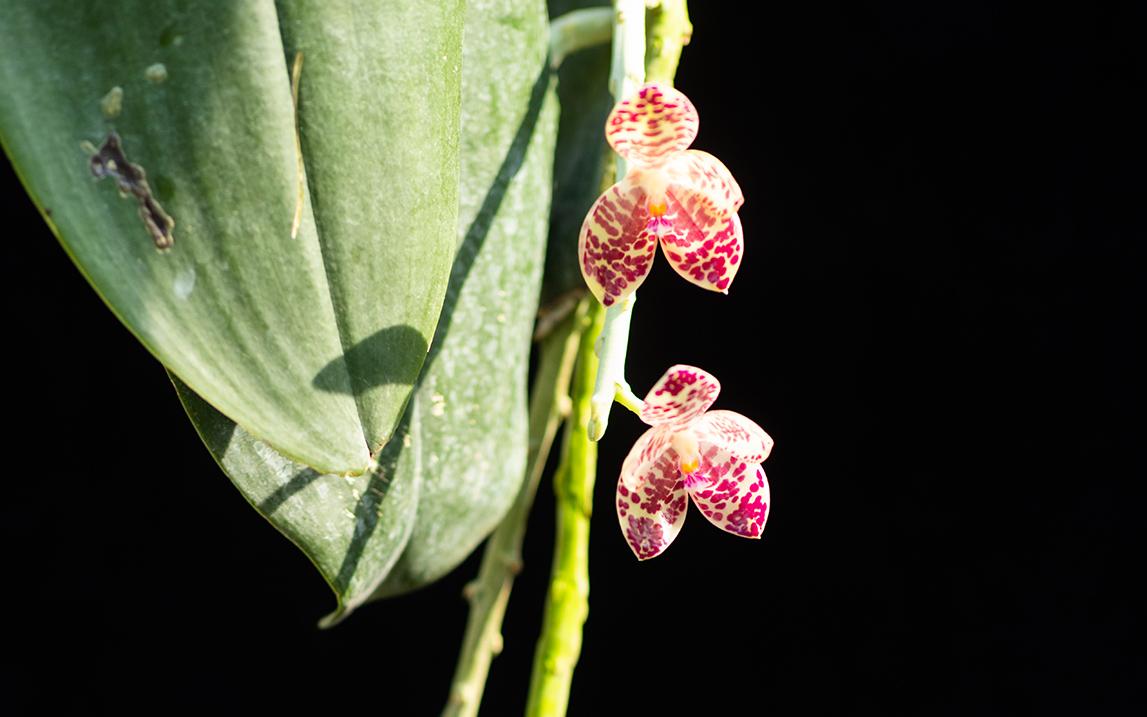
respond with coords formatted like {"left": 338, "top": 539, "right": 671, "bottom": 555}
{"left": 174, "top": 60, "right": 555, "bottom": 621}
{"left": 193, "top": 402, "right": 239, "bottom": 456}
{"left": 329, "top": 411, "right": 410, "bottom": 598}
{"left": 541, "top": 36, "right": 613, "bottom": 303}
{"left": 173, "top": 370, "right": 420, "bottom": 629}
{"left": 424, "top": 62, "right": 553, "bottom": 372}
{"left": 256, "top": 467, "right": 321, "bottom": 515}
{"left": 303, "top": 57, "right": 552, "bottom": 592}
{"left": 369, "top": 63, "right": 557, "bottom": 599}
{"left": 311, "top": 324, "right": 428, "bottom": 394}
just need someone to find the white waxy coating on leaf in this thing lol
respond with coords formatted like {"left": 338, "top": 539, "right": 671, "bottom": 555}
{"left": 144, "top": 63, "right": 168, "bottom": 84}
{"left": 100, "top": 85, "right": 123, "bottom": 118}
{"left": 173, "top": 266, "right": 195, "bottom": 300}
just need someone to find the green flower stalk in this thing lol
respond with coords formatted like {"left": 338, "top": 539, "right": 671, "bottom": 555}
{"left": 525, "top": 300, "right": 604, "bottom": 716}
{"left": 528, "top": 2, "right": 693, "bottom": 716}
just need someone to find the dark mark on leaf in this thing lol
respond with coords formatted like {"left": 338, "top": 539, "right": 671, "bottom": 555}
{"left": 89, "top": 132, "right": 175, "bottom": 251}
{"left": 158, "top": 25, "right": 183, "bottom": 48}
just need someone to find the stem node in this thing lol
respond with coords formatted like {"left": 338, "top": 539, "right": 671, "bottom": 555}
{"left": 462, "top": 581, "right": 479, "bottom": 601}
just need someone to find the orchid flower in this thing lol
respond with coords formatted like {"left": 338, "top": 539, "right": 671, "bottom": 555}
{"left": 579, "top": 82, "right": 745, "bottom": 307}
{"left": 617, "top": 365, "right": 773, "bottom": 560}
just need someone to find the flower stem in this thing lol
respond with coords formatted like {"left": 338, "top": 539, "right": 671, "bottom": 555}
{"left": 613, "top": 380, "right": 644, "bottom": 416}
{"left": 587, "top": 294, "right": 637, "bottom": 440}
{"left": 441, "top": 299, "right": 590, "bottom": 717}
{"left": 586, "top": 0, "right": 647, "bottom": 442}
{"left": 609, "top": 0, "right": 648, "bottom": 134}
{"left": 525, "top": 4, "right": 694, "bottom": 711}
{"left": 645, "top": 0, "right": 693, "bottom": 84}
{"left": 525, "top": 301, "right": 605, "bottom": 717}
{"left": 549, "top": 8, "right": 613, "bottom": 69}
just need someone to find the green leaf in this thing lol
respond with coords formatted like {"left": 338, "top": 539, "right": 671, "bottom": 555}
{"left": 0, "top": 1, "right": 462, "bottom": 474}
{"left": 170, "top": 0, "right": 559, "bottom": 618}
{"left": 376, "top": 0, "right": 560, "bottom": 597}
{"left": 274, "top": 1, "right": 462, "bottom": 456}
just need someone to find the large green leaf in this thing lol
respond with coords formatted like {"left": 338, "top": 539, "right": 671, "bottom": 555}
{"left": 173, "top": 0, "right": 559, "bottom": 618}
{"left": 0, "top": 1, "right": 462, "bottom": 474}
{"left": 274, "top": 2, "right": 461, "bottom": 455}
{"left": 377, "top": 0, "right": 560, "bottom": 596}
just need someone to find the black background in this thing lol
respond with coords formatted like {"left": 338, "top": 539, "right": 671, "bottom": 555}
{"left": 3, "top": 2, "right": 1143, "bottom": 714}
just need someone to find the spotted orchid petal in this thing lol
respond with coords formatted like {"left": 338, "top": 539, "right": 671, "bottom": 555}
{"left": 641, "top": 365, "right": 721, "bottom": 428}
{"left": 578, "top": 174, "right": 659, "bottom": 307}
{"left": 659, "top": 211, "right": 743, "bottom": 295}
{"left": 620, "top": 425, "right": 675, "bottom": 491}
{"left": 666, "top": 149, "right": 744, "bottom": 215}
{"left": 616, "top": 443, "right": 689, "bottom": 560}
{"left": 689, "top": 458, "right": 771, "bottom": 539}
{"left": 605, "top": 82, "right": 699, "bottom": 167}
{"left": 695, "top": 409, "right": 774, "bottom": 464}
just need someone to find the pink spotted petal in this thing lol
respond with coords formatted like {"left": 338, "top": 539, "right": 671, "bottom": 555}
{"left": 665, "top": 149, "right": 744, "bottom": 215}
{"left": 688, "top": 456, "right": 771, "bottom": 539}
{"left": 616, "top": 444, "right": 689, "bottom": 560}
{"left": 641, "top": 365, "right": 721, "bottom": 428}
{"left": 620, "top": 425, "right": 676, "bottom": 491}
{"left": 695, "top": 409, "right": 774, "bottom": 464}
{"left": 578, "top": 175, "right": 658, "bottom": 307}
{"left": 659, "top": 207, "right": 744, "bottom": 295}
{"left": 605, "top": 82, "right": 699, "bottom": 167}
{"left": 654, "top": 150, "right": 745, "bottom": 295}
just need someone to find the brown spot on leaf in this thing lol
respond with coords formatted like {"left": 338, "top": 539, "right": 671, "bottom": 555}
{"left": 89, "top": 132, "right": 175, "bottom": 251}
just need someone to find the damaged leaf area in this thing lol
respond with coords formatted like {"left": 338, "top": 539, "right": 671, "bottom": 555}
{"left": 89, "top": 131, "right": 175, "bottom": 250}
{"left": 0, "top": 0, "right": 464, "bottom": 475}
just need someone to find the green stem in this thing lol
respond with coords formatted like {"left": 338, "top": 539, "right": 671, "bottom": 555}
{"left": 609, "top": 0, "right": 648, "bottom": 129}
{"left": 525, "top": 2, "right": 692, "bottom": 711}
{"left": 645, "top": 0, "right": 693, "bottom": 84}
{"left": 441, "top": 299, "right": 591, "bottom": 717}
{"left": 526, "top": 5, "right": 693, "bottom": 715}
{"left": 525, "top": 301, "right": 605, "bottom": 717}
{"left": 586, "top": 0, "right": 647, "bottom": 443}
{"left": 549, "top": 8, "right": 614, "bottom": 69}
{"left": 613, "top": 381, "right": 644, "bottom": 416}
{"left": 587, "top": 294, "right": 637, "bottom": 440}
{"left": 585, "top": 0, "right": 693, "bottom": 441}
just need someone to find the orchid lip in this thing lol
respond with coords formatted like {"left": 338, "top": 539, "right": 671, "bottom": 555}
{"left": 670, "top": 429, "right": 700, "bottom": 475}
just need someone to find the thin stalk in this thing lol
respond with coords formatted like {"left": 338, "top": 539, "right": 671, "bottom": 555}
{"left": 442, "top": 299, "right": 591, "bottom": 717}
{"left": 645, "top": 0, "right": 693, "bottom": 84}
{"left": 609, "top": 0, "right": 648, "bottom": 118}
{"left": 525, "top": 301, "right": 604, "bottom": 717}
{"left": 549, "top": 8, "right": 614, "bottom": 69}
{"left": 526, "top": 5, "right": 692, "bottom": 716}
{"left": 587, "top": 294, "right": 637, "bottom": 440}
{"left": 586, "top": 0, "right": 647, "bottom": 442}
